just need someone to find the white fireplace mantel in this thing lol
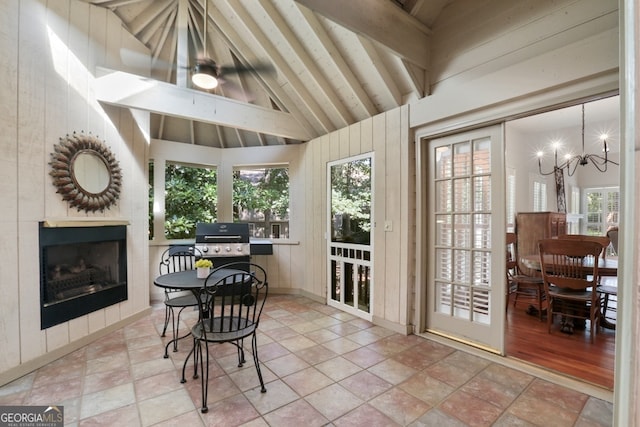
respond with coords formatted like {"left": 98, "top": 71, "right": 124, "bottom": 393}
{"left": 42, "top": 219, "right": 130, "bottom": 228}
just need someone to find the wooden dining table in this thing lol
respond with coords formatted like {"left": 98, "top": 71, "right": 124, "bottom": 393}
{"left": 520, "top": 254, "right": 618, "bottom": 277}
{"left": 520, "top": 254, "right": 618, "bottom": 330}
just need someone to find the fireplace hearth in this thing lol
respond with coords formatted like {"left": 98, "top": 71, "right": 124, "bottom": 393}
{"left": 39, "top": 222, "right": 128, "bottom": 329}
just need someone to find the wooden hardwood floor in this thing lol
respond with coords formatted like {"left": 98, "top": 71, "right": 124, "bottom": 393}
{"left": 505, "top": 293, "right": 616, "bottom": 390}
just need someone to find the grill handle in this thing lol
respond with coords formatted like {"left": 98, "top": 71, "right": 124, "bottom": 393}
{"left": 201, "top": 235, "right": 243, "bottom": 243}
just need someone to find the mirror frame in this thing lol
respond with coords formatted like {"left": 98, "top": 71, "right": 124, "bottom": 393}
{"left": 49, "top": 132, "right": 122, "bottom": 213}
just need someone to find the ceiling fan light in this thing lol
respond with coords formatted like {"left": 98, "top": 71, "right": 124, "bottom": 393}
{"left": 192, "top": 63, "right": 218, "bottom": 89}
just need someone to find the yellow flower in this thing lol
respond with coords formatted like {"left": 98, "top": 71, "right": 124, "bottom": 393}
{"left": 195, "top": 259, "right": 213, "bottom": 268}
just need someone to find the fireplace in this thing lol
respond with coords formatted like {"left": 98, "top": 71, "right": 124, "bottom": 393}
{"left": 39, "top": 222, "right": 128, "bottom": 329}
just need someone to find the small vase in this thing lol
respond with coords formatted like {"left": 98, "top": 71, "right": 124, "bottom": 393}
{"left": 197, "top": 267, "right": 210, "bottom": 279}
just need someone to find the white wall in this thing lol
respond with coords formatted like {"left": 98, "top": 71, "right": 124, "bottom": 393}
{"left": 506, "top": 111, "right": 620, "bottom": 217}
{"left": 0, "top": 0, "right": 151, "bottom": 384}
{"left": 299, "top": 106, "right": 415, "bottom": 331}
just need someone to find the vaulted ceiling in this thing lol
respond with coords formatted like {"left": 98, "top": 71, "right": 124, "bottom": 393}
{"left": 83, "top": 0, "right": 453, "bottom": 148}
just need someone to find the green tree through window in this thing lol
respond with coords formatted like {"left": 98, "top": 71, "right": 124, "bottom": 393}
{"left": 233, "top": 167, "right": 289, "bottom": 238}
{"left": 164, "top": 163, "right": 217, "bottom": 239}
{"left": 331, "top": 157, "right": 372, "bottom": 244}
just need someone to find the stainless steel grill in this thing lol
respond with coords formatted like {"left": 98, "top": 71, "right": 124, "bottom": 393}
{"left": 194, "top": 223, "right": 251, "bottom": 267}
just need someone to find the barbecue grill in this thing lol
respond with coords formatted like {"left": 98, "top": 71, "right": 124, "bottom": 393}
{"left": 194, "top": 223, "right": 251, "bottom": 269}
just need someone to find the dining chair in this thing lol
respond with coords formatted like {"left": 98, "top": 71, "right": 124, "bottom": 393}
{"left": 557, "top": 234, "right": 611, "bottom": 259}
{"left": 557, "top": 234, "right": 617, "bottom": 326}
{"left": 187, "top": 262, "right": 268, "bottom": 413}
{"left": 507, "top": 232, "right": 546, "bottom": 320}
{"left": 159, "top": 246, "right": 202, "bottom": 356}
{"left": 538, "top": 238, "right": 603, "bottom": 342}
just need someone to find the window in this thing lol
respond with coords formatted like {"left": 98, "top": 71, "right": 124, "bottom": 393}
{"left": 583, "top": 187, "right": 619, "bottom": 235}
{"left": 330, "top": 157, "right": 372, "bottom": 245}
{"left": 233, "top": 166, "right": 289, "bottom": 239}
{"left": 164, "top": 163, "right": 217, "bottom": 239}
{"left": 531, "top": 175, "right": 547, "bottom": 212}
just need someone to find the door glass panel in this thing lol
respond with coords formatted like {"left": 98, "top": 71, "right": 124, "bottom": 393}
{"left": 435, "top": 282, "right": 451, "bottom": 313}
{"left": 435, "top": 181, "right": 452, "bottom": 212}
{"left": 473, "top": 138, "right": 491, "bottom": 174}
{"left": 453, "top": 143, "right": 471, "bottom": 176}
{"left": 474, "top": 214, "right": 491, "bottom": 248}
{"left": 453, "top": 249, "right": 470, "bottom": 283}
{"left": 473, "top": 251, "right": 491, "bottom": 286}
{"left": 453, "top": 178, "right": 471, "bottom": 211}
{"left": 435, "top": 248, "right": 452, "bottom": 281}
{"left": 473, "top": 176, "right": 491, "bottom": 211}
{"left": 435, "top": 146, "right": 452, "bottom": 179}
{"left": 454, "top": 215, "right": 471, "bottom": 247}
{"left": 473, "top": 288, "right": 490, "bottom": 324}
{"left": 435, "top": 215, "right": 452, "bottom": 246}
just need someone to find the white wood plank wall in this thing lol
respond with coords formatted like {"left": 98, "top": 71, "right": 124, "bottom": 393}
{"left": 300, "top": 106, "right": 414, "bottom": 328}
{"left": 0, "top": 0, "right": 151, "bottom": 383}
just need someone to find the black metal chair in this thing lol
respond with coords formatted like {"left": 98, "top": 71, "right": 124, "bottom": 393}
{"left": 159, "top": 246, "right": 202, "bottom": 356}
{"left": 184, "top": 262, "right": 268, "bottom": 413}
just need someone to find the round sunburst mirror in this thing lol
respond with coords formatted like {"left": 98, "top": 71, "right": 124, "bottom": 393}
{"left": 49, "top": 132, "right": 122, "bottom": 213}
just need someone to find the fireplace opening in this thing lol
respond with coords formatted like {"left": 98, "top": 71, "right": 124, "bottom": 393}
{"left": 39, "top": 222, "right": 128, "bottom": 329}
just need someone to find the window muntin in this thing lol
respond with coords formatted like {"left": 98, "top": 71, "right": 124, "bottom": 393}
{"left": 233, "top": 166, "right": 290, "bottom": 239}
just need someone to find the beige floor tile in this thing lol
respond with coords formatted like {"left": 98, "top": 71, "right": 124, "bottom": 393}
{"left": 0, "top": 295, "right": 612, "bottom": 427}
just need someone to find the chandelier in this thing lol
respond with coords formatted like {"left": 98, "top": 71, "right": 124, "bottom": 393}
{"left": 537, "top": 104, "right": 619, "bottom": 176}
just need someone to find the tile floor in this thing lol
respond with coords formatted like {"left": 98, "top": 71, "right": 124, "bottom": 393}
{"left": 0, "top": 295, "right": 613, "bottom": 426}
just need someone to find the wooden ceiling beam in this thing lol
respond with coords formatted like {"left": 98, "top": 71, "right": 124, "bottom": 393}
{"left": 294, "top": 0, "right": 430, "bottom": 70}
{"left": 95, "top": 69, "right": 313, "bottom": 141}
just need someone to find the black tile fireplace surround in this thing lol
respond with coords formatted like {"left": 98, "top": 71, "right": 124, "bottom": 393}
{"left": 39, "top": 222, "right": 128, "bottom": 329}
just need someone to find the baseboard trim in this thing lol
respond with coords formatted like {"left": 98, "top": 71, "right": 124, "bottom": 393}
{"left": 0, "top": 308, "right": 152, "bottom": 387}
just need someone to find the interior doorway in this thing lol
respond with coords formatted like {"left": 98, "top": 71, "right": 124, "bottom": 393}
{"left": 504, "top": 95, "right": 620, "bottom": 389}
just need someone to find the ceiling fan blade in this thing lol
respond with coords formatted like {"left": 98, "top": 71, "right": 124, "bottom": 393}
{"left": 218, "top": 78, "right": 255, "bottom": 103}
{"left": 120, "top": 48, "right": 177, "bottom": 71}
{"left": 219, "top": 63, "right": 275, "bottom": 76}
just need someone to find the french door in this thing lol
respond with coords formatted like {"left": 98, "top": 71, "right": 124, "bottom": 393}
{"left": 327, "top": 154, "right": 373, "bottom": 320}
{"left": 426, "top": 125, "right": 505, "bottom": 352}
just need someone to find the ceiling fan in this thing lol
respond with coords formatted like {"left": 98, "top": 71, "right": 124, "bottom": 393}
{"left": 120, "top": 0, "right": 273, "bottom": 99}
{"left": 191, "top": 0, "right": 273, "bottom": 92}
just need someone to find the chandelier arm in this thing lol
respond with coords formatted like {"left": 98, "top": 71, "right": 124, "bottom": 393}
{"left": 589, "top": 157, "right": 608, "bottom": 172}
{"left": 537, "top": 162, "right": 557, "bottom": 176}
{"left": 537, "top": 102, "right": 619, "bottom": 176}
{"left": 588, "top": 153, "right": 619, "bottom": 166}
{"left": 567, "top": 159, "right": 580, "bottom": 176}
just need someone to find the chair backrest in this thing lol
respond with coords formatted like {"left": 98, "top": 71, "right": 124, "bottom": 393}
{"left": 199, "top": 263, "right": 268, "bottom": 338}
{"left": 506, "top": 232, "right": 518, "bottom": 272}
{"left": 538, "top": 238, "right": 602, "bottom": 292}
{"left": 557, "top": 234, "right": 610, "bottom": 259}
{"left": 159, "top": 246, "right": 202, "bottom": 275}
{"left": 606, "top": 227, "right": 619, "bottom": 255}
